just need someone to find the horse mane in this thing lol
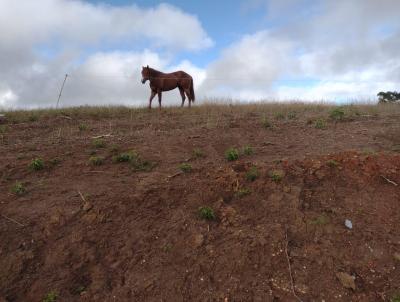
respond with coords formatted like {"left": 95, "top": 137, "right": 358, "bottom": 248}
{"left": 147, "top": 67, "right": 163, "bottom": 77}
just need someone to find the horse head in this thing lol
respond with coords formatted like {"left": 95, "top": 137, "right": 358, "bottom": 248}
{"left": 141, "top": 65, "right": 150, "bottom": 84}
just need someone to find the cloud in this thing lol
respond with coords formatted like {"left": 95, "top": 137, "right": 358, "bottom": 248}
{"left": 0, "top": 0, "right": 212, "bottom": 108}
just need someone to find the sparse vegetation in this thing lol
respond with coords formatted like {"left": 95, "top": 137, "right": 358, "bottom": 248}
{"left": 198, "top": 206, "right": 216, "bottom": 220}
{"left": 245, "top": 166, "right": 259, "bottom": 182}
{"left": 29, "top": 114, "right": 39, "bottom": 122}
{"left": 235, "top": 187, "right": 251, "bottom": 197}
{"left": 112, "top": 151, "right": 138, "bottom": 163}
{"left": 11, "top": 181, "right": 26, "bottom": 195}
{"left": 327, "top": 159, "right": 339, "bottom": 167}
{"left": 89, "top": 156, "right": 104, "bottom": 166}
{"left": 274, "top": 112, "right": 285, "bottom": 120}
{"left": 0, "top": 125, "right": 8, "bottom": 133}
{"left": 314, "top": 118, "right": 327, "bottom": 129}
{"left": 109, "top": 144, "right": 120, "bottom": 154}
{"left": 242, "top": 146, "right": 253, "bottom": 156}
{"left": 269, "top": 170, "right": 284, "bottom": 182}
{"left": 42, "top": 291, "right": 57, "bottom": 302}
{"left": 262, "top": 117, "right": 272, "bottom": 129}
{"left": 287, "top": 111, "right": 297, "bottom": 119}
{"left": 329, "top": 107, "right": 345, "bottom": 121}
{"left": 29, "top": 158, "right": 44, "bottom": 171}
{"left": 92, "top": 138, "right": 106, "bottom": 148}
{"left": 391, "top": 293, "right": 400, "bottom": 302}
{"left": 309, "top": 215, "right": 329, "bottom": 225}
{"left": 193, "top": 148, "right": 205, "bottom": 158}
{"left": 78, "top": 124, "right": 88, "bottom": 131}
{"left": 225, "top": 148, "right": 239, "bottom": 161}
{"left": 179, "top": 163, "right": 192, "bottom": 173}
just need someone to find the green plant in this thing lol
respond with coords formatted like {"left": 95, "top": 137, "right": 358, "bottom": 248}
{"left": 329, "top": 107, "right": 345, "bottom": 121}
{"left": 314, "top": 118, "right": 327, "bottom": 129}
{"left": 225, "top": 148, "right": 239, "bottom": 161}
{"left": 162, "top": 243, "right": 173, "bottom": 252}
{"left": 198, "top": 206, "right": 216, "bottom": 220}
{"left": 179, "top": 163, "right": 192, "bottom": 173}
{"left": 287, "top": 111, "right": 297, "bottom": 119}
{"left": 92, "top": 138, "right": 106, "bottom": 148}
{"left": 11, "top": 181, "right": 26, "bottom": 195}
{"left": 112, "top": 151, "right": 138, "bottom": 163}
{"left": 245, "top": 166, "right": 259, "bottom": 181}
{"left": 42, "top": 291, "right": 57, "bottom": 302}
{"left": 262, "top": 117, "right": 272, "bottom": 129}
{"left": 132, "top": 159, "right": 156, "bottom": 172}
{"left": 269, "top": 170, "right": 283, "bottom": 182}
{"left": 309, "top": 215, "right": 329, "bottom": 226}
{"left": 274, "top": 112, "right": 285, "bottom": 120}
{"left": 391, "top": 293, "right": 400, "bottom": 302}
{"left": 29, "top": 114, "right": 39, "bottom": 122}
{"left": 242, "top": 146, "right": 253, "bottom": 156}
{"left": 78, "top": 124, "right": 88, "bottom": 131}
{"left": 29, "top": 158, "right": 44, "bottom": 171}
{"left": 327, "top": 159, "right": 339, "bottom": 167}
{"left": 193, "top": 148, "right": 205, "bottom": 158}
{"left": 89, "top": 156, "right": 104, "bottom": 166}
{"left": 0, "top": 125, "right": 8, "bottom": 133}
{"left": 235, "top": 187, "right": 251, "bottom": 197}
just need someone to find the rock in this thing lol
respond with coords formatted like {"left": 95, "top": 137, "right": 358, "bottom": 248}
{"left": 336, "top": 272, "right": 356, "bottom": 290}
{"left": 193, "top": 234, "right": 204, "bottom": 248}
{"left": 345, "top": 219, "right": 353, "bottom": 229}
{"left": 394, "top": 252, "right": 400, "bottom": 262}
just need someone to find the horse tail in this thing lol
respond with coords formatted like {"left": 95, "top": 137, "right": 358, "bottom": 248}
{"left": 190, "top": 77, "right": 195, "bottom": 102}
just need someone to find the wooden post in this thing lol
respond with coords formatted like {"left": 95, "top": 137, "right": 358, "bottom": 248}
{"left": 56, "top": 74, "right": 68, "bottom": 109}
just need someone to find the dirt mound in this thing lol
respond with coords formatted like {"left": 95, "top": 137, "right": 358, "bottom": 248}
{"left": 1, "top": 106, "right": 400, "bottom": 301}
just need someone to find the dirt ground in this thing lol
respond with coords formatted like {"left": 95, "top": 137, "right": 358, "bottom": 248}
{"left": 1, "top": 104, "right": 400, "bottom": 301}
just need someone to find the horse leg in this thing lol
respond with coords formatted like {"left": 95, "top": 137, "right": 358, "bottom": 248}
{"left": 179, "top": 87, "right": 185, "bottom": 107}
{"left": 148, "top": 90, "right": 156, "bottom": 109}
{"left": 157, "top": 91, "right": 162, "bottom": 110}
{"left": 184, "top": 89, "right": 191, "bottom": 108}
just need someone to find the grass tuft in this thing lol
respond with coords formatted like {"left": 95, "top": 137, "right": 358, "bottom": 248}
{"left": 245, "top": 166, "right": 259, "bottom": 182}
{"left": 225, "top": 148, "right": 239, "bottom": 161}
{"left": 179, "top": 163, "right": 192, "bottom": 173}
{"left": 89, "top": 156, "right": 104, "bottom": 166}
{"left": 198, "top": 206, "right": 216, "bottom": 220}
{"left": 11, "top": 181, "right": 26, "bottom": 195}
{"left": 29, "top": 158, "right": 44, "bottom": 171}
{"left": 92, "top": 138, "right": 106, "bottom": 148}
{"left": 42, "top": 291, "right": 57, "bottom": 302}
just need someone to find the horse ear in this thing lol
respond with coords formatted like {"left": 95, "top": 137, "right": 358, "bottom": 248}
{"left": 147, "top": 65, "right": 149, "bottom": 68}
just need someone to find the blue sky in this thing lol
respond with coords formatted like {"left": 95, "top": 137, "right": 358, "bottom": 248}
{"left": 0, "top": 0, "right": 399, "bottom": 108}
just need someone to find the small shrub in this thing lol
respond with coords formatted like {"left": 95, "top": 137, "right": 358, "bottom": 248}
{"left": 42, "top": 291, "right": 57, "bottom": 302}
{"left": 245, "top": 166, "right": 259, "bottom": 182}
{"left": 132, "top": 159, "right": 155, "bottom": 172}
{"left": 314, "top": 118, "right": 327, "bottom": 129}
{"left": 309, "top": 215, "right": 329, "bottom": 226}
{"left": 329, "top": 107, "right": 345, "bottom": 121}
{"left": 112, "top": 151, "right": 138, "bottom": 163}
{"left": 11, "top": 181, "right": 26, "bottom": 195}
{"left": 235, "top": 187, "right": 251, "bottom": 197}
{"left": 162, "top": 243, "right": 173, "bottom": 252}
{"left": 287, "top": 111, "right": 297, "bottom": 119}
{"left": 89, "top": 156, "right": 104, "bottom": 166}
{"left": 78, "top": 124, "right": 88, "bottom": 131}
{"left": 327, "top": 159, "right": 339, "bottom": 167}
{"left": 198, "top": 206, "right": 216, "bottom": 220}
{"left": 269, "top": 170, "right": 283, "bottom": 182}
{"left": 29, "top": 158, "right": 44, "bottom": 171}
{"left": 193, "top": 148, "right": 205, "bottom": 158}
{"left": 109, "top": 144, "right": 120, "bottom": 154}
{"left": 225, "top": 148, "right": 239, "bottom": 161}
{"left": 179, "top": 163, "right": 192, "bottom": 173}
{"left": 92, "top": 138, "right": 106, "bottom": 148}
{"left": 28, "top": 115, "right": 39, "bottom": 122}
{"left": 242, "top": 146, "right": 253, "bottom": 156}
{"left": 274, "top": 112, "right": 285, "bottom": 120}
{"left": 262, "top": 117, "right": 272, "bottom": 129}
{"left": 0, "top": 125, "right": 8, "bottom": 134}
{"left": 391, "top": 293, "right": 400, "bottom": 302}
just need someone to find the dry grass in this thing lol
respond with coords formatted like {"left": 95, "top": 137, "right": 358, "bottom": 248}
{"left": 1, "top": 101, "right": 399, "bottom": 124}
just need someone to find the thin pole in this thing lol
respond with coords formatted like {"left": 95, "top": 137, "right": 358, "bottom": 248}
{"left": 56, "top": 74, "right": 68, "bottom": 109}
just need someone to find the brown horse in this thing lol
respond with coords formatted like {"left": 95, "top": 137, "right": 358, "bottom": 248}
{"left": 141, "top": 65, "right": 195, "bottom": 109}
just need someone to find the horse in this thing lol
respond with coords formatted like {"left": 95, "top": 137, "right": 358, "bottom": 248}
{"left": 141, "top": 65, "right": 195, "bottom": 109}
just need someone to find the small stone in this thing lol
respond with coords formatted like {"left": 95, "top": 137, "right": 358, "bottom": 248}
{"left": 336, "top": 272, "right": 356, "bottom": 290}
{"left": 345, "top": 219, "right": 353, "bottom": 229}
{"left": 193, "top": 234, "right": 204, "bottom": 248}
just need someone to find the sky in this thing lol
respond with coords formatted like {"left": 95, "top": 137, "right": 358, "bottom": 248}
{"left": 0, "top": 0, "right": 399, "bottom": 108}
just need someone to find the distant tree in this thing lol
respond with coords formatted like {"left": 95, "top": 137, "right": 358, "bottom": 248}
{"left": 377, "top": 91, "right": 400, "bottom": 103}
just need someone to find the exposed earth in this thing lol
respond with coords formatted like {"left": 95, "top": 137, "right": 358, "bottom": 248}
{"left": 1, "top": 103, "right": 400, "bottom": 301}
